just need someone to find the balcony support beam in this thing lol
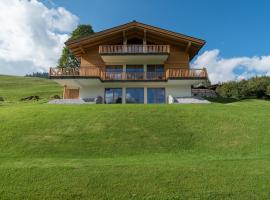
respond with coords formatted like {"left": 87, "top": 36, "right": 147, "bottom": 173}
{"left": 185, "top": 41, "right": 191, "bottom": 53}
{"left": 143, "top": 30, "right": 147, "bottom": 45}
{"left": 123, "top": 31, "right": 127, "bottom": 45}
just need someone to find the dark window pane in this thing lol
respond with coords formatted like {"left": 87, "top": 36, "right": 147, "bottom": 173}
{"left": 105, "top": 88, "right": 122, "bottom": 104}
{"left": 106, "top": 66, "right": 123, "bottom": 72}
{"left": 147, "top": 65, "right": 164, "bottom": 80}
{"left": 126, "top": 65, "right": 144, "bottom": 80}
{"left": 126, "top": 88, "right": 144, "bottom": 104}
{"left": 126, "top": 65, "right": 144, "bottom": 72}
{"left": 147, "top": 88, "right": 165, "bottom": 104}
{"left": 105, "top": 66, "right": 123, "bottom": 80}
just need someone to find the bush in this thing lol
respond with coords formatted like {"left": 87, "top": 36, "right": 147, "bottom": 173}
{"left": 217, "top": 76, "right": 270, "bottom": 99}
{"left": 267, "top": 85, "right": 270, "bottom": 96}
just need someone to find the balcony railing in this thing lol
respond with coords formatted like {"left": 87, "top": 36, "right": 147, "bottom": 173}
{"left": 99, "top": 45, "right": 170, "bottom": 54}
{"left": 49, "top": 67, "right": 207, "bottom": 81}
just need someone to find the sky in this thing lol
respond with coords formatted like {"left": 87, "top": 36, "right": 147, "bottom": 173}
{"left": 0, "top": 0, "right": 270, "bottom": 83}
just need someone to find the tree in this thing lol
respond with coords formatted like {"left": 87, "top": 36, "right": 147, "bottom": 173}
{"left": 58, "top": 25, "right": 94, "bottom": 68}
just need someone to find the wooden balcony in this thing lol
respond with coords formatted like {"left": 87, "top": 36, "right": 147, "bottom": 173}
{"left": 99, "top": 45, "right": 170, "bottom": 54}
{"left": 49, "top": 67, "right": 208, "bottom": 81}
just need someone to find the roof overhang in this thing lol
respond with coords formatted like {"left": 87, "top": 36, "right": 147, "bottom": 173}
{"left": 66, "top": 21, "right": 206, "bottom": 60}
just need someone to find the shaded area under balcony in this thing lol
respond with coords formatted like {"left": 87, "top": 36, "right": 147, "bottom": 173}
{"left": 99, "top": 45, "right": 170, "bottom": 63}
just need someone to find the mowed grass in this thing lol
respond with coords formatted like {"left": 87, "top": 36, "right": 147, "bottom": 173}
{"left": 0, "top": 75, "right": 61, "bottom": 102}
{"left": 0, "top": 76, "right": 270, "bottom": 199}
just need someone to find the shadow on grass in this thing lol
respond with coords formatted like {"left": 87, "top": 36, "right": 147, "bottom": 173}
{"left": 205, "top": 97, "right": 239, "bottom": 104}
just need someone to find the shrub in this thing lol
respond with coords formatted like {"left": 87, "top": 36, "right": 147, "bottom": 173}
{"left": 217, "top": 76, "right": 270, "bottom": 99}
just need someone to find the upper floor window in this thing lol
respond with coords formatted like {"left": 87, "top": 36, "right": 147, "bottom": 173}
{"left": 147, "top": 65, "right": 165, "bottom": 80}
{"left": 126, "top": 65, "right": 144, "bottom": 80}
{"left": 105, "top": 65, "right": 123, "bottom": 72}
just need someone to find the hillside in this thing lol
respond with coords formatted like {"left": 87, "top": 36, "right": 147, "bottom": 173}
{"left": 0, "top": 76, "right": 270, "bottom": 199}
{"left": 0, "top": 75, "right": 61, "bottom": 102}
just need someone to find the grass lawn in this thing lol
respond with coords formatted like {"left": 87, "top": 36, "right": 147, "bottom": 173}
{"left": 0, "top": 75, "right": 61, "bottom": 102}
{"left": 0, "top": 76, "right": 270, "bottom": 199}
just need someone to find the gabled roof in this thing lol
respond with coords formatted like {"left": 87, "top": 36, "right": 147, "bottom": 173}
{"left": 66, "top": 21, "right": 206, "bottom": 60}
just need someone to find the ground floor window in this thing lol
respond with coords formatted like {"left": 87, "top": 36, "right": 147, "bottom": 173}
{"left": 105, "top": 88, "right": 122, "bottom": 104}
{"left": 147, "top": 88, "right": 165, "bottom": 104}
{"left": 126, "top": 88, "right": 144, "bottom": 104}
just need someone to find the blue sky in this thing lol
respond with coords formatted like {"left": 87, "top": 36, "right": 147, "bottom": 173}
{"left": 45, "top": 0, "right": 270, "bottom": 58}
{"left": 0, "top": 0, "right": 269, "bottom": 82}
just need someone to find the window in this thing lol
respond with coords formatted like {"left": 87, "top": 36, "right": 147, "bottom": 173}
{"left": 105, "top": 66, "right": 123, "bottom": 72}
{"left": 105, "top": 88, "right": 122, "bottom": 104}
{"left": 147, "top": 88, "right": 165, "bottom": 104}
{"left": 126, "top": 65, "right": 144, "bottom": 80}
{"left": 126, "top": 88, "right": 144, "bottom": 104}
{"left": 147, "top": 65, "right": 164, "bottom": 80}
{"left": 105, "top": 66, "right": 123, "bottom": 80}
{"left": 126, "top": 65, "right": 144, "bottom": 72}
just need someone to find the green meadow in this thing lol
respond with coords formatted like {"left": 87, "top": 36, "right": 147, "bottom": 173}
{"left": 0, "top": 75, "right": 270, "bottom": 199}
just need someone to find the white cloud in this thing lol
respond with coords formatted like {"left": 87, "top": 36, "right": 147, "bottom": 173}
{"left": 192, "top": 49, "right": 270, "bottom": 84}
{"left": 0, "top": 0, "right": 78, "bottom": 75}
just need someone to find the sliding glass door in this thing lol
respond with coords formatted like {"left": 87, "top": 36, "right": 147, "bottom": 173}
{"left": 126, "top": 88, "right": 144, "bottom": 104}
{"left": 126, "top": 65, "right": 144, "bottom": 80}
{"left": 105, "top": 66, "right": 123, "bottom": 80}
{"left": 147, "top": 65, "right": 164, "bottom": 80}
{"left": 105, "top": 88, "right": 122, "bottom": 104}
{"left": 147, "top": 88, "right": 165, "bottom": 104}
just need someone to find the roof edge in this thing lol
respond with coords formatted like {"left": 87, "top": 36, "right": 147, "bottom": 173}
{"left": 65, "top": 21, "right": 206, "bottom": 46}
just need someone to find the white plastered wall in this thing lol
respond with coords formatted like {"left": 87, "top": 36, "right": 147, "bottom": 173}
{"left": 166, "top": 85, "right": 191, "bottom": 98}
{"left": 78, "top": 84, "right": 192, "bottom": 103}
{"left": 52, "top": 78, "right": 204, "bottom": 103}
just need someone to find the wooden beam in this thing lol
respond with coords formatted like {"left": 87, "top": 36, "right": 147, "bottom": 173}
{"left": 143, "top": 29, "right": 147, "bottom": 45}
{"left": 185, "top": 41, "right": 191, "bottom": 53}
{"left": 123, "top": 30, "right": 127, "bottom": 45}
{"left": 79, "top": 46, "right": 85, "bottom": 54}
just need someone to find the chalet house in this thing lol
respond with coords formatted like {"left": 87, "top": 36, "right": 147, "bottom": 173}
{"left": 49, "top": 21, "right": 208, "bottom": 104}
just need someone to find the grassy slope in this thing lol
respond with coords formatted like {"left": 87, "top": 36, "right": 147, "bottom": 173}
{"left": 0, "top": 76, "right": 270, "bottom": 199}
{"left": 0, "top": 75, "right": 61, "bottom": 102}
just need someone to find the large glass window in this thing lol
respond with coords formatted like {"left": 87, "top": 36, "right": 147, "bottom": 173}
{"left": 126, "top": 65, "right": 144, "bottom": 80}
{"left": 105, "top": 66, "right": 123, "bottom": 80}
{"left": 147, "top": 88, "right": 165, "bottom": 104}
{"left": 126, "top": 88, "right": 144, "bottom": 104}
{"left": 147, "top": 65, "right": 164, "bottom": 80}
{"left": 105, "top": 88, "right": 122, "bottom": 104}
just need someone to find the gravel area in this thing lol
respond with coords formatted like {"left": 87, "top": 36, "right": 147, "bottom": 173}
{"left": 174, "top": 97, "right": 210, "bottom": 104}
{"left": 48, "top": 97, "right": 210, "bottom": 104}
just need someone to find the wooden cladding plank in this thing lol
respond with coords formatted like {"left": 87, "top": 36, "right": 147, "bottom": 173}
{"left": 64, "top": 88, "right": 79, "bottom": 99}
{"left": 99, "top": 45, "right": 170, "bottom": 54}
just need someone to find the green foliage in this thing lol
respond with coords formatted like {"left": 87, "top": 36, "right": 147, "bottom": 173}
{"left": 58, "top": 47, "right": 80, "bottom": 68}
{"left": 267, "top": 85, "right": 270, "bottom": 96}
{"left": 70, "top": 24, "right": 94, "bottom": 40}
{"left": 58, "top": 24, "right": 94, "bottom": 68}
{"left": 217, "top": 76, "right": 270, "bottom": 99}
